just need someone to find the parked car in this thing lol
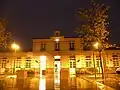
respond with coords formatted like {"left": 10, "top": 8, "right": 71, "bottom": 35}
{"left": 116, "top": 67, "right": 120, "bottom": 74}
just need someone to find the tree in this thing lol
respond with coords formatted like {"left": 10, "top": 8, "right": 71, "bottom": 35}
{"left": 76, "top": 0, "right": 110, "bottom": 50}
{"left": 76, "top": 0, "right": 110, "bottom": 79}
{"left": 0, "top": 19, "right": 12, "bottom": 49}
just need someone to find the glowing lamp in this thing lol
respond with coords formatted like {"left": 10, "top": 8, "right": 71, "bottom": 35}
{"left": 54, "top": 55, "right": 61, "bottom": 59}
{"left": 55, "top": 38, "right": 59, "bottom": 42}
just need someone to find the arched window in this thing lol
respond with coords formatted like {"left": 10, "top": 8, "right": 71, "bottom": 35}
{"left": 16, "top": 57, "right": 21, "bottom": 68}
{"left": 26, "top": 57, "right": 31, "bottom": 68}
{"left": 112, "top": 55, "right": 119, "bottom": 67}
{"left": 85, "top": 56, "right": 92, "bottom": 67}
{"left": 69, "top": 55, "right": 76, "bottom": 68}
{"left": 2, "top": 57, "right": 7, "bottom": 68}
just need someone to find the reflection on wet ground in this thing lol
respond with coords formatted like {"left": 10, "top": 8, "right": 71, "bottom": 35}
{"left": 84, "top": 74, "right": 120, "bottom": 90}
{"left": 98, "top": 77, "right": 120, "bottom": 90}
{"left": 0, "top": 75, "right": 100, "bottom": 90}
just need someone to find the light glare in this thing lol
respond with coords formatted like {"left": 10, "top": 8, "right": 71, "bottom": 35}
{"left": 55, "top": 38, "right": 59, "bottom": 42}
{"left": 11, "top": 43, "right": 20, "bottom": 50}
{"left": 94, "top": 42, "right": 99, "bottom": 49}
{"left": 54, "top": 55, "right": 61, "bottom": 59}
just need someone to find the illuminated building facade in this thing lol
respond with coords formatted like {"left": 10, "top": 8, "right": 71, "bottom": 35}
{"left": 0, "top": 31, "right": 120, "bottom": 75}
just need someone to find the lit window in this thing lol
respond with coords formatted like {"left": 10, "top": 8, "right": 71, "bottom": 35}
{"left": 2, "top": 57, "right": 7, "bottom": 68}
{"left": 86, "top": 62, "right": 92, "bottom": 67}
{"left": 112, "top": 55, "right": 119, "bottom": 67}
{"left": 69, "top": 56, "right": 76, "bottom": 68}
{"left": 2, "top": 60, "right": 6, "bottom": 68}
{"left": 96, "top": 61, "right": 100, "bottom": 67}
{"left": 26, "top": 59, "right": 31, "bottom": 68}
{"left": 16, "top": 57, "right": 21, "bottom": 68}
{"left": 85, "top": 56, "right": 92, "bottom": 67}
{"left": 96, "top": 56, "right": 100, "bottom": 67}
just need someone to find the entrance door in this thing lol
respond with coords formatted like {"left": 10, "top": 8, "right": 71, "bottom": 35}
{"left": 40, "top": 56, "right": 46, "bottom": 76}
{"left": 70, "top": 60, "right": 76, "bottom": 74}
{"left": 54, "top": 61, "right": 60, "bottom": 73}
{"left": 69, "top": 55, "right": 76, "bottom": 75}
{"left": 54, "top": 56, "right": 61, "bottom": 90}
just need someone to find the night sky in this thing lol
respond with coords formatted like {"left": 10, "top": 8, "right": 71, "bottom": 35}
{"left": 0, "top": 0, "right": 120, "bottom": 50}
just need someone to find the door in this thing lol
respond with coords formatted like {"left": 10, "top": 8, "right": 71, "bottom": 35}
{"left": 54, "top": 61, "right": 60, "bottom": 73}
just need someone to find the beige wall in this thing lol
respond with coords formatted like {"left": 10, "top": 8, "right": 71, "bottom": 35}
{"left": 1, "top": 31, "right": 120, "bottom": 74}
{"left": 61, "top": 55, "right": 69, "bottom": 68}
{"left": 32, "top": 36, "right": 83, "bottom": 52}
{"left": 0, "top": 30, "right": 120, "bottom": 74}
{"left": 0, "top": 49, "right": 120, "bottom": 74}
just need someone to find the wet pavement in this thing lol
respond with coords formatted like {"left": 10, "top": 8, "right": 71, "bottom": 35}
{"left": 99, "top": 74, "right": 120, "bottom": 90}
{"left": 83, "top": 74, "right": 120, "bottom": 90}
{"left": 0, "top": 74, "right": 101, "bottom": 90}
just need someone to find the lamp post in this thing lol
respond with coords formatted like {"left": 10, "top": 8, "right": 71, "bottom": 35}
{"left": 11, "top": 43, "right": 20, "bottom": 73}
{"left": 93, "top": 42, "right": 104, "bottom": 79}
{"left": 92, "top": 51, "right": 96, "bottom": 79}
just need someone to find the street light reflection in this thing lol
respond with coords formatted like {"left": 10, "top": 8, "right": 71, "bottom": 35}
{"left": 54, "top": 73, "right": 60, "bottom": 90}
{"left": 96, "top": 82, "right": 105, "bottom": 90}
{"left": 39, "top": 76, "right": 46, "bottom": 90}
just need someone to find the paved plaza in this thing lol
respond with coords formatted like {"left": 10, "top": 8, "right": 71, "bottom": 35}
{"left": 0, "top": 73, "right": 119, "bottom": 90}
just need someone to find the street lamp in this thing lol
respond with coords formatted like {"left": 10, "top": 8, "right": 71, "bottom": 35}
{"left": 11, "top": 43, "right": 20, "bottom": 52}
{"left": 11, "top": 43, "right": 20, "bottom": 73}
{"left": 93, "top": 42, "right": 99, "bottom": 49}
{"left": 93, "top": 42, "right": 104, "bottom": 79}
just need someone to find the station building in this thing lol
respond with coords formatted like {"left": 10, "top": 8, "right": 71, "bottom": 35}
{"left": 0, "top": 31, "right": 120, "bottom": 75}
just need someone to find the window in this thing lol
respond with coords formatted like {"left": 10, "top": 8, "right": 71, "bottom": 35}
{"left": 69, "top": 41, "right": 75, "bottom": 50}
{"left": 26, "top": 60, "right": 31, "bottom": 68}
{"left": 70, "top": 60, "right": 76, "bottom": 68}
{"left": 96, "top": 61, "right": 100, "bottom": 67}
{"left": 96, "top": 56, "right": 100, "bottom": 67}
{"left": 86, "top": 56, "right": 92, "bottom": 67}
{"left": 40, "top": 42, "right": 46, "bottom": 51}
{"left": 69, "top": 56, "right": 76, "bottom": 68}
{"left": 2, "top": 57, "right": 7, "bottom": 68}
{"left": 55, "top": 42, "right": 60, "bottom": 51}
{"left": 86, "top": 62, "right": 92, "bottom": 67}
{"left": 112, "top": 55, "right": 119, "bottom": 67}
{"left": 16, "top": 57, "right": 21, "bottom": 68}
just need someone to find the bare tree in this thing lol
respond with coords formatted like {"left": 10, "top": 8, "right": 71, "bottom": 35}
{"left": 76, "top": 0, "right": 110, "bottom": 79}
{"left": 0, "top": 19, "right": 12, "bottom": 49}
{"left": 76, "top": 0, "right": 110, "bottom": 50}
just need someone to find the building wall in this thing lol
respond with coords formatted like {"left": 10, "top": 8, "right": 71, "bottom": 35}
{"left": 0, "top": 31, "right": 120, "bottom": 74}
{"left": 0, "top": 50, "right": 120, "bottom": 74}
{"left": 32, "top": 33, "right": 83, "bottom": 52}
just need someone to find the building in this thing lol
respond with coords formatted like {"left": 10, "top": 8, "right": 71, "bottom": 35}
{"left": 0, "top": 31, "right": 120, "bottom": 76}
